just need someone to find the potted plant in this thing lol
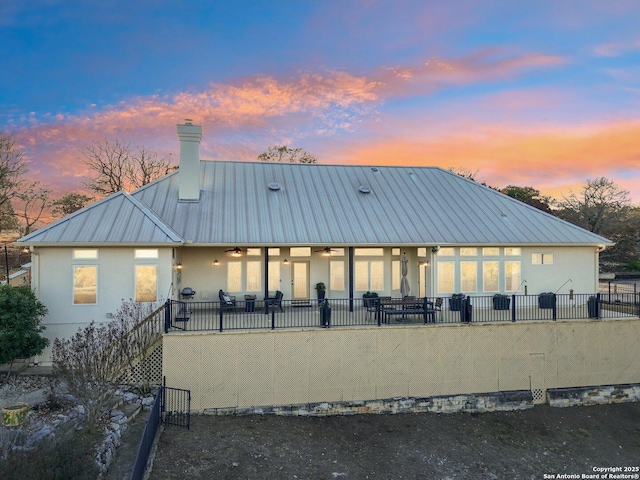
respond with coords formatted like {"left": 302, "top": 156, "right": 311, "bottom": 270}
{"left": 492, "top": 293, "right": 510, "bottom": 311}
{"left": 319, "top": 299, "right": 331, "bottom": 327}
{"left": 362, "top": 291, "right": 379, "bottom": 308}
{"left": 587, "top": 295, "right": 599, "bottom": 318}
{"left": 449, "top": 293, "right": 466, "bottom": 311}
{"left": 538, "top": 292, "right": 556, "bottom": 309}
{"left": 315, "top": 282, "right": 326, "bottom": 304}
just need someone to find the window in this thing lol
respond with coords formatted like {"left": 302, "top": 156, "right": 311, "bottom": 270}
{"left": 268, "top": 248, "right": 280, "bottom": 256}
{"left": 246, "top": 261, "right": 261, "bottom": 291}
{"left": 417, "top": 247, "right": 427, "bottom": 257}
{"left": 461, "top": 261, "right": 477, "bottom": 292}
{"left": 483, "top": 261, "right": 499, "bottom": 292}
{"left": 437, "top": 261, "right": 455, "bottom": 294}
{"left": 134, "top": 249, "right": 158, "bottom": 259}
{"left": 135, "top": 265, "right": 157, "bottom": 302}
{"left": 505, "top": 248, "right": 521, "bottom": 256}
{"left": 505, "top": 261, "right": 521, "bottom": 291}
{"left": 438, "top": 247, "right": 454, "bottom": 256}
{"left": 532, "top": 253, "right": 554, "bottom": 265}
{"left": 74, "top": 266, "right": 97, "bottom": 304}
{"left": 268, "top": 261, "right": 280, "bottom": 290}
{"left": 290, "top": 247, "right": 311, "bottom": 257}
{"left": 330, "top": 261, "right": 345, "bottom": 290}
{"left": 354, "top": 248, "right": 384, "bottom": 256}
{"left": 355, "top": 260, "right": 384, "bottom": 291}
{"left": 392, "top": 248, "right": 400, "bottom": 256}
{"left": 392, "top": 260, "right": 400, "bottom": 290}
{"left": 227, "top": 262, "right": 241, "bottom": 292}
{"left": 460, "top": 248, "right": 477, "bottom": 256}
{"left": 73, "top": 249, "right": 98, "bottom": 259}
{"left": 483, "top": 248, "right": 499, "bottom": 256}
{"left": 247, "top": 248, "right": 261, "bottom": 256}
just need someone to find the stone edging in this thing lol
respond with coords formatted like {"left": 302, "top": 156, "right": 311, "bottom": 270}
{"left": 547, "top": 384, "right": 640, "bottom": 408}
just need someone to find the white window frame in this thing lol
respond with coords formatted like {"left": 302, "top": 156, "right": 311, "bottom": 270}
{"left": 73, "top": 249, "right": 98, "bottom": 260}
{"left": 134, "top": 249, "right": 158, "bottom": 259}
{"left": 505, "top": 261, "right": 521, "bottom": 292}
{"left": 437, "top": 261, "right": 455, "bottom": 294}
{"left": 135, "top": 265, "right": 158, "bottom": 302}
{"left": 355, "top": 260, "right": 384, "bottom": 291}
{"left": 483, "top": 261, "right": 499, "bottom": 292}
{"left": 73, "top": 265, "right": 98, "bottom": 305}
{"left": 532, "top": 253, "right": 554, "bottom": 265}
{"left": 246, "top": 261, "right": 261, "bottom": 292}
{"left": 460, "top": 261, "right": 477, "bottom": 292}
{"left": 227, "top": 261, "right": 242, "bottom": 292}
{"left": 330, "top": 261, "right": 345, "bottom": 291}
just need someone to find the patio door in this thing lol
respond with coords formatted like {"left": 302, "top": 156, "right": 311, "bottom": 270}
{"left": 291, "top": 261, "right": 310, "bottom": 300}
{"left": 419, "top": 263, "right": 430, "bottom": 297}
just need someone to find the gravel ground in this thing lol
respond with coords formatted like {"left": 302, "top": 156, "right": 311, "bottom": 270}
{"left": 150, "top": 402, "right": 640, "bottom": 480}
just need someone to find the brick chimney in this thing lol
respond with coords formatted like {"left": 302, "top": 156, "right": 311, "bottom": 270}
{"left": 177, "top": 120, "right": 202, "bottom": 201}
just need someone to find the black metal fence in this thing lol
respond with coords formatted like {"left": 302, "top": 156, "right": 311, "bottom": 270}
{"left": 129, "top": 382, "right": 191, "bottom": 480}
{"left": 164, "top": 292, "right": 640, "bottom": 334}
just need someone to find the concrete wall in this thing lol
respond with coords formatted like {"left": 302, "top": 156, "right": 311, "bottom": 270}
{"left": 163, "top": 318, "right": 640, "bottom": 411}
{"left": 32, "top": 246, "right": 174, "bottom": 363}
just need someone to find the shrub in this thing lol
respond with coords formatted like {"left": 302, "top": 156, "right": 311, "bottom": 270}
{"left": 0, "top": 285, "right": 48, "bottom": 380}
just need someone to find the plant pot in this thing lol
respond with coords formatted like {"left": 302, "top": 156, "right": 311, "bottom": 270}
{"left": 317, "top": 290, "right": 326, "bottom": 305}
{"left": 320, "top": 307, "right": 331, "bottom": 327}
{"left": 493, "top": 296, "right": 510, "bottom": 310}
{"left": 2, "top": 403, "right": 29, "bottom": 427}
{"left": 538, "top": 295, "right": 556, "bottom": 309}
{"left": 449, "top": 297, "right": 464, "bottom": 311}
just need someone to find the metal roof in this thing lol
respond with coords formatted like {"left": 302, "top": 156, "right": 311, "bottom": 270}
{"left": 18, "top": 191, "right": 183, "bottom": 246}
{"left": 19, "top": 161, "right": 611, "bottom": 247}
{"left": 131, "top": 161, "right": 610, "bottom": 247}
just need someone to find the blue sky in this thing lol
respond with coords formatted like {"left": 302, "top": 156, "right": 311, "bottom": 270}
{"left": 1, "top": 0, "right": 639, "bottom": 201}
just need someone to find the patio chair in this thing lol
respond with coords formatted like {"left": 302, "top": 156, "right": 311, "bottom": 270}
{"left": 218, "top": 289, "right": 237, "bottom": 311}
{"left": 424, "top": 297, "right": 443, "bottom": 323}
{"left": 265, "top": 290, "right": 284, "bottom": 311}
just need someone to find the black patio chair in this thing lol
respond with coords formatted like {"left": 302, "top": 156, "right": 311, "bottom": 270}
{"left": 265, "top": 290, "right": 284, "bottom": 312}
{"left": 218, "top": 289, "right": 237, "bottom": 311}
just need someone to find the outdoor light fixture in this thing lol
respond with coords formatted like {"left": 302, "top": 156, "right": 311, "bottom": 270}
{"left": 283, "top": 259, "right": 289, "bottom": 265}
{"left": 174, "top": 263, "right": 183, "bottom": 271}
{"left": 213, "top": 259, "right": 219, "bottom": 266}
{"left": 22, "top": 247, "right": 30, "bottom": 254}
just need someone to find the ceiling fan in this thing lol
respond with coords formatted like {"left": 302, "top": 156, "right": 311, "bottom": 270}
{"left": 225, "top": 247, "right": 244, "bottom": 257}
{"left": 314, "top": 247, "right": 338, "bottom": 256}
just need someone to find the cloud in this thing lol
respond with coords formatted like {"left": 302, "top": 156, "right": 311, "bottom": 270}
{"left": 593, "top": 38, "right": 640, "bottom": 57}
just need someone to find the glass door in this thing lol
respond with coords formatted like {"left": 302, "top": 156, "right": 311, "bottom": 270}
{"left": 291, "top": 261, "right": 310, "bottom": 300}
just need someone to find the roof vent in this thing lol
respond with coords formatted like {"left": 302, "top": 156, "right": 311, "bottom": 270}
{"left": 268, "top": 182, "right": 282, "bottom": 191}
{"left": 358, "top": 185, "right": 371, "bottom": 194}
{"left": 371, "top": 167, "right": 379, "bottom": 172}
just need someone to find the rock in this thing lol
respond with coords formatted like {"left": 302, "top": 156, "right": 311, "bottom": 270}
{"left": 141, "top": 396, "right": 155, "bottom": 407}
{"left": 123, "top": 392, "right": 138, "bottom": 402}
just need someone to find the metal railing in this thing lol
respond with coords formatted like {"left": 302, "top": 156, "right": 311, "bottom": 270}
{"left": 130, "top": 388, "right": 162, "bottom": 480}
{"left": 164, "top": 292, "right": 640, "bottom": 334}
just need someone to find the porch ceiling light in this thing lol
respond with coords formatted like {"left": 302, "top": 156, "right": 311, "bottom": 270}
{"left": 213, "top": 259, "right": 219, "bottom": 266}
{"left": 283, "top": 259, "right": 289, "bottom": 265}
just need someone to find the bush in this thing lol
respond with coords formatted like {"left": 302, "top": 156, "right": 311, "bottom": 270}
{"left": 0, "top": 285, "right": 48, "bottom": 379}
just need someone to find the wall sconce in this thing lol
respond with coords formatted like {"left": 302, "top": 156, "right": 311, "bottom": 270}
{"left": 174, "top": 263, "right": 183, "bottom": 271}
{"left": 283, "top": 259, "right": 289, "bottom": 265}
{"left": 22, "top": 247, "right": 30, "bottom": 254}
{"left": 213, "top": 259, "right": 219, "bottom": 266}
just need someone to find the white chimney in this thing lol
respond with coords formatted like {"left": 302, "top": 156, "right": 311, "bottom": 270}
{"left": 177, "top": 120, "right": 202, "bottom": 201}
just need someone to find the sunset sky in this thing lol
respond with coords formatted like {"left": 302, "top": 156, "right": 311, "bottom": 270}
{"left": 2, "top": 1, "right": 640, "bottom": 203}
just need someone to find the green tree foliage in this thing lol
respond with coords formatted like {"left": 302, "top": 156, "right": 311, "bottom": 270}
{"left": 0, "top": 285, "right": 48, "bottom": 378}
{"left": 501, "top": 185, "right": 552, "bottom": 213}
{"left": 51, "top": 192, "right": 94, "bottom": 218}
{"left": 258, "top": 145, "right": 318, "bottom": 163}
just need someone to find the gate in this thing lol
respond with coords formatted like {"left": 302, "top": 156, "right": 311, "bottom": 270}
{"left": 161, "top": 378, "right": 191, "bottom": 429}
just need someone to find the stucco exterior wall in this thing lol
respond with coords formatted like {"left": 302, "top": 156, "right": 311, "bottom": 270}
{"left": 163, "top": 319, "right": 640, "bottom": 411}
{"left": 31, "top": 246, "right": 174, "bottom": 363}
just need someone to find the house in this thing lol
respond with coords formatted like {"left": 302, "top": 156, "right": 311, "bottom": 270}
{"left": 18, "top": 121, "right": 614, "bottom": 369}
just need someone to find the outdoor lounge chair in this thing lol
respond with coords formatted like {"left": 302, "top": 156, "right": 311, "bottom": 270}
{"left": 265, "top": 290, "right": 284, "bottom": 311}
{"left": 218, "top": 289, "right": 237, "bottom": 311}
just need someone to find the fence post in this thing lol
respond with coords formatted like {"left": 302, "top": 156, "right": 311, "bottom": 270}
{"left": 377, "top": 299, "right": 382, "bottom": 327}
{"left": 552, "top": 296, "right": 557, "bottom": 321}
{"left": 511, "top": 294, "right": 516, "bottom": 322}
{"left": 271, "top": 307, "right": 275, "bottom": 330}
{"left": 596, "top": 292, "right": 601, "bottom": 319}
{"left": 164, "top": 299, "right": 171, "bottom": 333}
{"left": 219, "top": 306, "right": 223, "bottom": 333}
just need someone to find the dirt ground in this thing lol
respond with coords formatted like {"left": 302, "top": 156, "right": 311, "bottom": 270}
{"left": 150, "top": 402, "right": 640, "bottom": 480}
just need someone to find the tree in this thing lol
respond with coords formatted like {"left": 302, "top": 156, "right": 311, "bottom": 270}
{"left": 79, "top": 139, "right": 176, "bottom": 195}
{"left": 0, "top": 202, "right": 19, "bottom": 233}
{"left": 258, "top": 145, "right": 318, "bottom": 163}
{"left": 15, "top": 183, "right": 51, "bottom": 235}
{"left": 51, "top": 192, "right": 94, "bottom": 218}
{"left": 556, "top": 177, "right": 631, "bottom": 235}
{"left": 0, "top": 132, "right": 28, "bottom": 228}
{"left": 501, "top": 185, "right": 552, "bottom": 213}
{"left": 0, "top": 285, "right": 49, "bottom": 381}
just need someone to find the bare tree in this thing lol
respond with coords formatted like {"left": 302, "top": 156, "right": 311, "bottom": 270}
{"left": 79, "top": 139, "right": 176, "bottom": 195}
{"left": 556, "top": 177, "right": 631, "bottom": 235}
{"left": 15, "top": 183, "right": 51, "bottom": 235}
{"left": 0, "top": 132, "right": 28, "bottom": 224}
{"left": 258, "top": 145, "right": 318, "bottom": 163}
{"left": 51, "top": 192, "right": 94, "bottom": 218}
